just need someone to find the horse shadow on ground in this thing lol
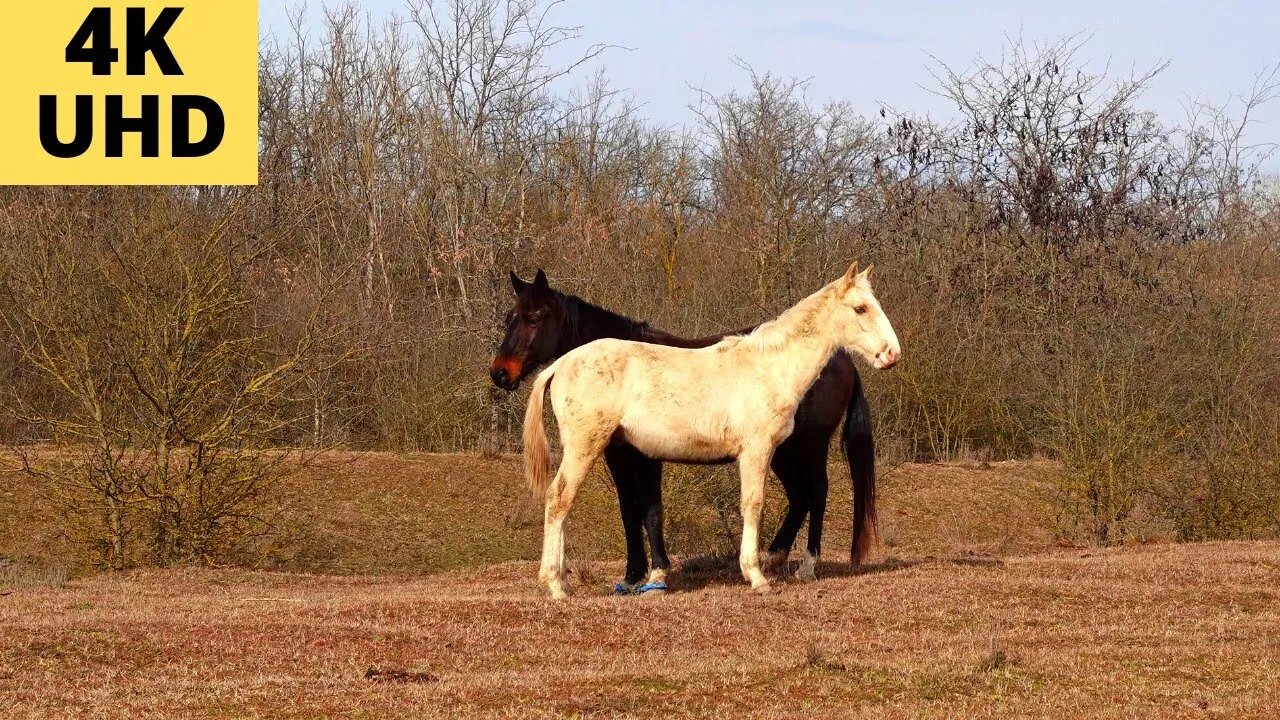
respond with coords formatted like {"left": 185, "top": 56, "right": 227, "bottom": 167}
{"left": 632, "top": 552, "right": 1005, "bottom": 594}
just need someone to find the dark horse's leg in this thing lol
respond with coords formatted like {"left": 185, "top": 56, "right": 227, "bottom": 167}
{"left": 764, "top": 441, "right": 808, "bottom": 572}
{"left": 604, "top": 444, "right": 650, "bottom": 588}
{"left": 766, "top": 435, "right": 830, "bottom": 580}
{"left": 799, "top": 443, "right": 831, "bottom": 581}
{"left": 635, "top": 453, "right": 670, "bottom": 585}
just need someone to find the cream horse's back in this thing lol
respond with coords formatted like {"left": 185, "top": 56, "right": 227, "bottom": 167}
{"left": 524, "top": 341, "right": 742, "bottom": 497}
{"left": 525, "top": 262, "right": 899, "bottom": 599}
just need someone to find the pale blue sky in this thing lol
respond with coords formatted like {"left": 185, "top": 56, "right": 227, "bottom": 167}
{"left": 260, "top": 1, "right": 1279, "bottom": 162}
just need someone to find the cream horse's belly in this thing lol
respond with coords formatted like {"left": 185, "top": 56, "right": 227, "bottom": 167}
{"left": 618, "top": 411, "right": 738, "bottom": 462}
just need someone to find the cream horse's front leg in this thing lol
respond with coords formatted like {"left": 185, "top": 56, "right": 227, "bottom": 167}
{"left": 738, "top": 447, "right": 773, "bottom": 592}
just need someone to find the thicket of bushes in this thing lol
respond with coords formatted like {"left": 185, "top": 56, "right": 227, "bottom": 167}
{"left": 1, "top": 2, "right": 1277, "bottom": 567}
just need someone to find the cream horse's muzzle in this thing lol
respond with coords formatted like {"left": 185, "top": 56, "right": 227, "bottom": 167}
{"left": 873, "top": 345, "right": 900, "bottom": 369}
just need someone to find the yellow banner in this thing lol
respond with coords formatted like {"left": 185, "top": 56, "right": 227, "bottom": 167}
{"left": 0, "top": 1, "right": 258, "bottom": 185}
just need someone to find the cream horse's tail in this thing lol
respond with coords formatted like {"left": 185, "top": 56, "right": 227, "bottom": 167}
{"left": 523, "top": 359, "right": 561, "bottom": 497}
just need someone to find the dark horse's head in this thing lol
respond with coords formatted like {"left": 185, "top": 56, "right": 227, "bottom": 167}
{"left": 490, "top": 269, "right": 565, "bottom": 390}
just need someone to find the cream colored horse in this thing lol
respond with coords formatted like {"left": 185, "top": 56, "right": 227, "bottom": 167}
{"left": 523, "top": 262, "right": 900, "bottom": 599}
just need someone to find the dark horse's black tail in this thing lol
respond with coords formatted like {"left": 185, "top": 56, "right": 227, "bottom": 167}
{"left": 843, "top": 372, "right": 877, "bottom": 567}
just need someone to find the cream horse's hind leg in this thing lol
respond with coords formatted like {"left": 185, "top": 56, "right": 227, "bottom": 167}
{"left": 737, "top": 447, "right": 773, "bottom": 592}
{"left": 539, "top": 439, "right": 602, "bottom": 600}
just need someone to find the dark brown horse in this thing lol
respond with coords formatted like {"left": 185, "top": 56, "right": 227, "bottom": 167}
{"left": 491, "top": 269, "right": 876, "bottom": 591}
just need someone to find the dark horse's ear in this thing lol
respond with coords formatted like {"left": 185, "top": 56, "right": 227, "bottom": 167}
{"left": 510, "top": 270, "right": 529, "bottom": 295}
{"left": 533, "top": 268, "right": 550, "bottom": 292}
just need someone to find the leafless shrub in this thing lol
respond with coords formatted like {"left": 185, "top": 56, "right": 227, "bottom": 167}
{"left": 1, "top": 196, "right": 359, "bottom": 568}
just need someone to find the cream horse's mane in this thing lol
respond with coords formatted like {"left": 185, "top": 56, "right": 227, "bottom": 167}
{"left": 732, "top": 279, "right": 850, "bottom": 353}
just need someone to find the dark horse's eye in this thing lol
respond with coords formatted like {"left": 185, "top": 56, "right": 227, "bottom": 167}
{"left": 854, "top": 305, "right": 868, "bottom": 315}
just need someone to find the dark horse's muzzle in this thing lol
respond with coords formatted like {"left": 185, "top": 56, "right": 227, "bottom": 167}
{"left": 489, "top": 357, "right": 523, "bottom": 390}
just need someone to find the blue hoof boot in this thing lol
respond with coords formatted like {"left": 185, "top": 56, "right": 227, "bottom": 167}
{"left": 614, "top": 582, "right": 639, "bottom": 595}
{"left": 637, "top": 581, "right": 668, "bottom": 594}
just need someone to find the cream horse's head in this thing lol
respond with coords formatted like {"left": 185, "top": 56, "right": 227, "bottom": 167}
{"left": 832, "top": 262, "right": 900, "bottom": 369}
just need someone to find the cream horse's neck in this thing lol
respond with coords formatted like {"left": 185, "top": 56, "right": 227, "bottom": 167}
{"left": 740, "top": 281, "right": 843, "bottom": 402}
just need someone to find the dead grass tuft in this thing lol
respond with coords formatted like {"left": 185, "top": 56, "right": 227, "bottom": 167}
{"left": 803, "top": 644, "right": 848, "bottom": 673}
{"left": 976, "top": 647, "right": 1011, "bottom": 673}
{"left": 364, "top": 666, "right": 438, "bottom": 684}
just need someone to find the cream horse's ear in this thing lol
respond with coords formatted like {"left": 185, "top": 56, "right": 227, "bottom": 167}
{"left": 859, "top": 263, "right": 874, "bottom": 281}
{"left": 841, "top": 261, "right": 860, "bottom": 289}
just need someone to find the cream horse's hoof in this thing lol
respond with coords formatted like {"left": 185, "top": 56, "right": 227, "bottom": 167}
{"left": 542, "top": 570, "right": 571, "bottom": 600}
{"left": 751, "top": 580, "right": 774, "bottom": 594}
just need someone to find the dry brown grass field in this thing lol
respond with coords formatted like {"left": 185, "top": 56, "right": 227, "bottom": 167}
{"left": 3, "top": 454, "right": 1279, "bottom": 717}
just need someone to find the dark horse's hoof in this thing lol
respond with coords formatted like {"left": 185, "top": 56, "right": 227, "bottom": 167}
{"left": 614, "top": 580, "right": 668, "bottom": 595}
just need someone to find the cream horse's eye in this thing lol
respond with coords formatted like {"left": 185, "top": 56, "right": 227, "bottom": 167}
{"left": 854, "top": 305, "right": 868, "bottom": 315}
